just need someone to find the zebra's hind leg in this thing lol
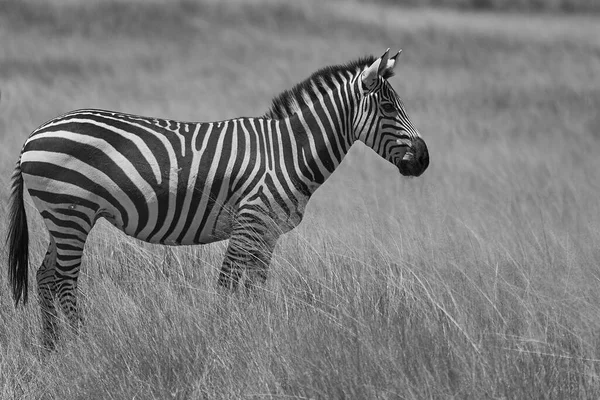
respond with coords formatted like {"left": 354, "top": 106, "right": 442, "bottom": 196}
{"left": 218, "top": 215, "right": 278, "bottom": 291}
{"left": 54, "top": 234, "right": 87, "bottom": 336}
{"left": 39, "top": 205, "right": 94, "bottom": 347}
{"left": 37, "top": 237, "right": 58, "bottom": 350}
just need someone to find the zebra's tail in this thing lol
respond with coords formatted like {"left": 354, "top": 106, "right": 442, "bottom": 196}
{"left": 7, "top": 158, "right": 29, "bottom": 306}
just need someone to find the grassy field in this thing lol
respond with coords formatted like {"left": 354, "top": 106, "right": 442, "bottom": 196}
{"left": 2, "top": 0, "right": 600, "bottom": 398}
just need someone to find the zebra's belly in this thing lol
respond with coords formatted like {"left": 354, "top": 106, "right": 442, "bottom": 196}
{"left": 157, "top": 214, "right": 234, "bottom": 246}
{"left": 120, "top": 201, "right": 237, "bottom": 246}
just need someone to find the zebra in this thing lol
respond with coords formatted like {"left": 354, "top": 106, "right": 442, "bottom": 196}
{"left": 6, "top": 49, "right": 429, "bottom": 349}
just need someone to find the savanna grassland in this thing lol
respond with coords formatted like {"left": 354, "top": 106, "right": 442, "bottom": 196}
{"left": 1, "top": 0, "right": 600, "bottom": 398}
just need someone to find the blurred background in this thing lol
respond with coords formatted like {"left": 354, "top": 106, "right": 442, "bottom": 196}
{"left": 2, "top": 0, "right": 599, "bottom": 253}
{"left": 2, "top": 0, "right": 598, "bottom": 222}
{"left": 1, "top": 0, "right": 600, "bottom": 398}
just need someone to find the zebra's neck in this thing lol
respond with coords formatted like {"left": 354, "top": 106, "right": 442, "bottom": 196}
{"left": 277, "top": 76, "right": 358, "bottom": 196}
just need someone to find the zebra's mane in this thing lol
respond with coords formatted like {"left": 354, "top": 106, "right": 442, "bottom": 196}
{"left": 263, "top": 55, "right": 394, "bottom": 120}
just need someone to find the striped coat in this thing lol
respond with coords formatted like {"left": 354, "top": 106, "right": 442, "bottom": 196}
{"left": 7, "top": 49, "right": 429, "bottom": 349}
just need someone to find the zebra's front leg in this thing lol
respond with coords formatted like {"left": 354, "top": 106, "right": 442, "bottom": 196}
{"left": 37, "top": 238, "right": 58, "bottom": 350}
{"left": 218, "top": 219, "right": 278, "bottom": 291}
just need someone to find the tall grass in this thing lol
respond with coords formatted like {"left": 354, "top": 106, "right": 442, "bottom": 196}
{"left": 1, "top": 0, "right": 600, "bottom": 398}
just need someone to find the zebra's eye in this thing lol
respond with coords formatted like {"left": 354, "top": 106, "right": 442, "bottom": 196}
{"left": 381, "top": 103, "right": 396, "bottom": 114}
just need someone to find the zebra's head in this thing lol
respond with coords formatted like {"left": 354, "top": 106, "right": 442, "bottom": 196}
{"left": 354, "top": 49, "right": 429, "bottom": 177}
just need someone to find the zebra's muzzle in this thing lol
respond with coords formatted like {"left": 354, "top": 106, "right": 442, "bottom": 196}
{"left": 397, "top": 137, "right": 429, "bottom": 177}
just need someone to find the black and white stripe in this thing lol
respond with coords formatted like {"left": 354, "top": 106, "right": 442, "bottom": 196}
{"left": 7, "top": 49, "right": 429, "bottom": 349}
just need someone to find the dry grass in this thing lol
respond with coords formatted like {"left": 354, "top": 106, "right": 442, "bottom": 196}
{"left": 1, "top": 0, "right": 600, "bottom": 398}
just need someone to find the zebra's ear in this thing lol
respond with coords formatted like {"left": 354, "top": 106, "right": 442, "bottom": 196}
{"left": 381, "top": 49, "right": 401, "bottom": 79}
{"left": 361, "top": 48, "right": 390, "bottom": 92}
